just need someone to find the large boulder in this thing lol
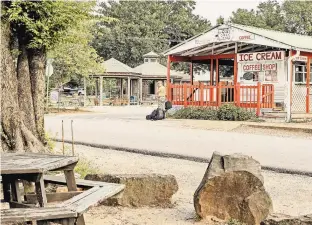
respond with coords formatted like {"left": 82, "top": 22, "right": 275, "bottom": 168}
{"left": 261, "top": 213, "right": 312, "bottom": 225}
{"left": 194, "top": 152, "right": 272, "bottom": 225}
{"left": 85, "top": 173, "right": 178, "bottom": 207}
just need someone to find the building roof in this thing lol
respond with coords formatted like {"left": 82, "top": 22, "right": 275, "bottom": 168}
{"left": 163, "top": 23, "right": 312, "bottom": 56}
{"left": 143, "top": 51, "right": 160, "bottom": 58}
{"left": 102, "top": 58, "right": 137, "bottom": 74}
{"left": 134, "top": 61, "right": 186, "bottom": 79}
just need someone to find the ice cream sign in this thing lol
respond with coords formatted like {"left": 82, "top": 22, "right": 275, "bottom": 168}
{"left": 238, "top": 51, "right": 284, "bottom": 72}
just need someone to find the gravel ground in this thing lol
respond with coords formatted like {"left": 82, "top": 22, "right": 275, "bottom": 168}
{"left": 56, "top": 143, "right": 312, "bottom": 225}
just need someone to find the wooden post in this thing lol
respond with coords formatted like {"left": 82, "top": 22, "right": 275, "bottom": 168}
{"left": 137, "top": 78, "right": 140, "bottom": 104}
{"left": 199, "top": 83, "right": 204, "bottom": 106}
{"left": 217, "top": 82, "right": 222, "bottom": 107}
{"left": 257, "top": 82, "right": 261, "bottom": 116}
{"left": 183, "top": 83, "right": 187, "bottom": 107}
{"left": 216, "top": 59, "right": 219, "bottom": 85}
{"left": 307, "top": 58, "right": 310, "bottom": 113}
{"left": 139, "top": 78, "right": 143, "bottom": 104}
{"left": 190, "top": 62, "right": 193, "bottom": 85}
{"left": 2, "top": 175, "right": 11, "bottom": 202}
{"left": 64, "top": 170, "right": 78, "bottom": 192}
{"left": 120, "top": 78, "right": 123, "bottom": 99}
{"left": 234, "top": 54, "right": 238, "bottom": 84}
{"left": 167, "top": 56, "right": 171, "bottom": 101}
{"left": 35, "top": 174, "right": 47, "bottom": 207}
{"left": 210, "top": 59, "right": 214, "bottom": 103}
{"left": 127, "top": 76, "right": 131, "bottom": 106}
{"left": 11, "top": 180, "right": 22, "bottom": 203}
{"left": 99, "top": 76, "right": 103, "bottom": 106}
{"left": 236, "top": 82, "right": 241, "bottom": 107}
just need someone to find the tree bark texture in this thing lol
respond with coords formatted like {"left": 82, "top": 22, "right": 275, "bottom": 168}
{"left": 28, "top": 48, "right": 46, "bottom": 143}
{"left": 1, "top": 21, "right": 45, "bottom": 153}
{"left": 17, "top": 43, "right": 37, "bottom": 136}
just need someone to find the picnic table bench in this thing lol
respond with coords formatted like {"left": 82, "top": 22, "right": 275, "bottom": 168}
{"left": 1, "top": 153, "right": 124, "bottom": 225}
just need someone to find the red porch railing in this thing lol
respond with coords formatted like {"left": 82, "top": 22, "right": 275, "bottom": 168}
{"left": 168, "top": 82, "right": 274, "bottom": 116}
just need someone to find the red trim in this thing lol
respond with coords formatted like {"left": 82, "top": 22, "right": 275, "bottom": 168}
{"left": 190, "top": 62, "right": 193, "bottom": 85}
{"left": 170, "top": 55, "right": 191, "bottom": 62}
{"left": 300, "top": 51, "right": 312, "bottom": 57}
{"left": 307, "top": 58, "right": 311, "bottom": 113}
{"left": 234, "top": 54, "right": 237, "bottom": 84}
{"left": 191, "top": 53, "right": 235, "bottom": 61}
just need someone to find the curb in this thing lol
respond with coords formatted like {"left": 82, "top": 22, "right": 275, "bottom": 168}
{"left": 243, "top": 124, "right": 312, "bottom": 133}
{"left": 54, "top": 139, "right": 312, "bottom": 177}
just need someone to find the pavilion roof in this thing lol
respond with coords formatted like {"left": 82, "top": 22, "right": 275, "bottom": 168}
{"left": 163, "top": 23, "right": 312, "bottom": 57}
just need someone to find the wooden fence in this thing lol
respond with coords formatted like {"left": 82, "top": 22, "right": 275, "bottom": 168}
{"left": 168, "top": 82, "right": 274, "bottom": 116}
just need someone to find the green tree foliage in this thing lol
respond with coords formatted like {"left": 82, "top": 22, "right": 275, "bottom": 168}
{"left": 93, "top": 0, "right": 211, "bottom": 68}
{"left": 230, "top": 0, "right": 311, "bottom": 35}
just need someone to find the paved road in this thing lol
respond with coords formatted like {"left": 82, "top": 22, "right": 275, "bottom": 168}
{"left": 45, "top": 107, "right": 312, "bottom": 173}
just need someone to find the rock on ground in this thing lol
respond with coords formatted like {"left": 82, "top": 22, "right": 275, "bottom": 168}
{"left": 85, "top": 173, "right": 178, "bottom": 207}
{"left": 261, "top": 213, "right": 312, "bottom": 225}
{"left": 194, "top": 152, "right": 272, "bottom": 225}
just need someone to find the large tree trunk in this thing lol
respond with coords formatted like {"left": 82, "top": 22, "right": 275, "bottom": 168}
{"left": 28, "top": 48, "right": 46, "bottom": 143}
{"left": 1, "top": 21, "right": 45, "bottom": 152}
{"left": 17, "top": 43, "right": 37, "bottom": 136}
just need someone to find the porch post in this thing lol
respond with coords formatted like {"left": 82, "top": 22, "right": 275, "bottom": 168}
{"left": 234, "top": 54, "right": 238, "bottom": 84}
{"left": 190, "top": 62, "right": 193, "bottom": 84}
{"left": 210, "top": 59, "right": 214, "bottom": 103}
{"left": 307, "top": 58, "right": 310, "bottom": 113}
{"left": 167, "top": 56, "right": 171, "bottom": 101}
{"left": 99, "top": 76, "right": 103, "bottom": 106}
{"left": 128, "top": 76, "right": 131, "bottom": 106}
{"left": 139, "top": 78, "right": 143, "bottom": 104}
{"left": 121, "top": 78, "right": 123, "bottom": 99}
{"left": 216, "top": 59, "right": 219, "bottom": 85}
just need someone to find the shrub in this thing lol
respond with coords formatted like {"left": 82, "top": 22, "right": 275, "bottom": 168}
{"left": 217, "top": 104, "right": 255, "bottom": 121}
{"left": 171, "top": 107, "right": 218, "bottom": 120}
{"left": 170, "top": 105, "right": 255, "bottom": 121}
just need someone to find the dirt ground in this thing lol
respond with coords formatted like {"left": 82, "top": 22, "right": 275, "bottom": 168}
{"left": 56, "top": 143, "right": 312, "bottom": 225}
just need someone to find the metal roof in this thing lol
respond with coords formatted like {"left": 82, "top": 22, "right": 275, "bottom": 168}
{"left": 134, "top": 61, "right": 186, "bottom": 79}
{"left": 163, "top": 23, "right": 312, "bottom": 56}
{"left": 143, "top": 51, "right": 160, "bottom": 58}
{"left": 102, "top": 58, "right": 137, "bottom": 74}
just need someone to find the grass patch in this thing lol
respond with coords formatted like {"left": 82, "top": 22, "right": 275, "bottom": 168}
{"left": 170, "top": 105, "right": 256, "bottom": 121}
{"left": 74, "top": 157, "right": 97, "bottom": 179}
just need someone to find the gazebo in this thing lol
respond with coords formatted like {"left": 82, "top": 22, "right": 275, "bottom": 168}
{"left": 90, "top": 58, "right": 141, "bottom": 106}
{"left": 134, "top": 51, "right": 188, "bottom": 103}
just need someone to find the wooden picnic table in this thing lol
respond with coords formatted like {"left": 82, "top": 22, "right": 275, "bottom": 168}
{"left": 1, "top": 153, "right": 79, "bottom": 208}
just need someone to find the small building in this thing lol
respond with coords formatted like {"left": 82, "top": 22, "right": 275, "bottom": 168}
{"left": 134, "top": 51, "right": 188, "bottom": 103}
{"left": 91, "top": 52, "right": 188, "bottom": 105}
{"left": 163, "top": 23, "right": 312, "bottom": 115}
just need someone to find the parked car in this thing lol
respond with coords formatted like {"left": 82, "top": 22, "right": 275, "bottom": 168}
{"left": 78, "top": 88, "right": 85, "bottom": 96}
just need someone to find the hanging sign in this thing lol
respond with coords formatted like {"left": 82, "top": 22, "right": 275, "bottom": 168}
{"left": 293, "top": 56, "right": 308, "bottom": 62}
{"left": 242, "top": 64, "right": 262, "bottom": 72}
{"left": 217, "top": 28, "right": 231, "bottom": 41}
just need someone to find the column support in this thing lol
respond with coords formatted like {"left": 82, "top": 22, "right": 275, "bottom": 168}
{"left": 128, "top": 76, "right": 131, "bottom": 106}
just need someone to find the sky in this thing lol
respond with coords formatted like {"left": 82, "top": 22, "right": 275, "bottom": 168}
{"left": 193, "top": 0, "right": 262, "bottom": 24}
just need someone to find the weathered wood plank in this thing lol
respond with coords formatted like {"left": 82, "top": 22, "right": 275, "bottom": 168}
{"left": 2, "top": 175, "right": 11, "bottom": 202}
{"left": 64, "top": 170, "right": 78, "bottom": 191}
{"left": 25, "top": 191, "right": 83, "bottom": 204}
{"left": 1, "top": 153, "right": 78, "bottom": 174}
{"left": 76, "top": 215, "right": 86, "bottom": 225}
{"left": 44, "top": 175, "right": 123, "bottom": 188}
{"left": 35, "top": 174, "right": 47, "bottom": 207}
{"left": 1, "top": 207, "right": 77, "bottom": 222}
{"left": 9, "top": 201, "right": 35, "bottom": 208}
{"left": 11, "top": 180, "right": 22, "bottom": 203}
{"left": 63, "top": 185, "right": 125, "bottom": 214}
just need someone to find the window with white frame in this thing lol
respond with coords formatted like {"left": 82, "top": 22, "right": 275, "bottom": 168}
{"left": 294, "top": 62, "right": 311, "bottom": 84}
